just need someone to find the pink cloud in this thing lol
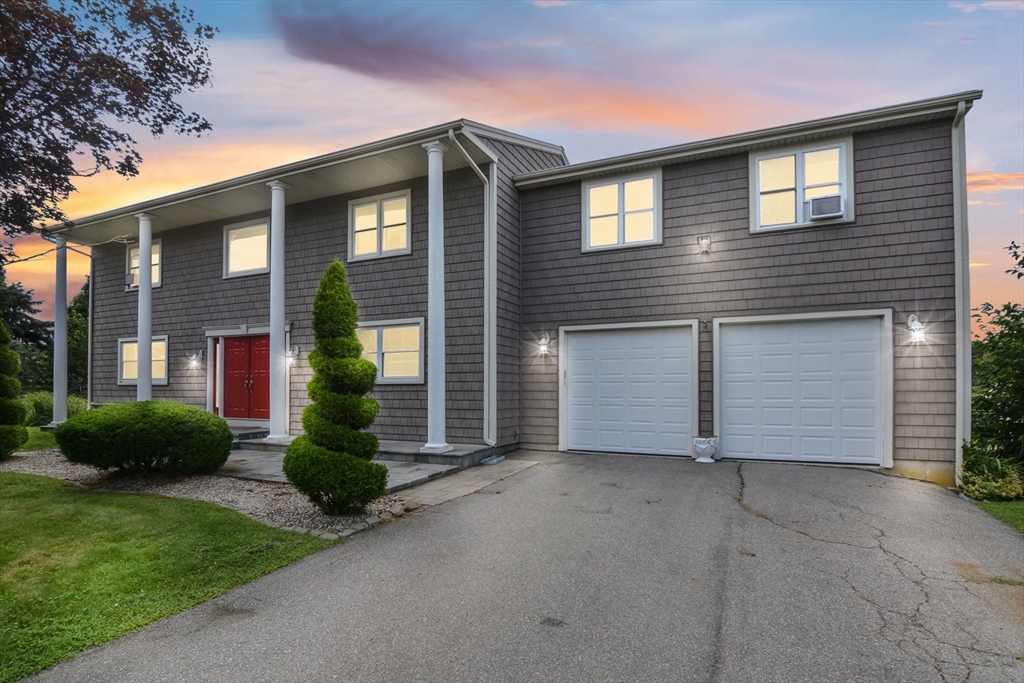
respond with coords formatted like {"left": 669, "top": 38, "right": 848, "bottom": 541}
{"left": 967, "top": 171, "right": 1024, "bottom": 193}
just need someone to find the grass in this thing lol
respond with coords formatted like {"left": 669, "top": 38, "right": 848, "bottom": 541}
{"left": 15, "top": 427, "right": 57, "bottom": 453}
{"left": 975, "top": 499, "right": 1024, "bottom": 534}
{"left": 0, "top": 473, "right": 334, "bottom": 682}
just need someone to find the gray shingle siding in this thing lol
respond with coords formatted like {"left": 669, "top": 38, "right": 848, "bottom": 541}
{"left": 519, "top": 119, "right": 957, "bottom": 462}
{"left": 91, "top": 168, "right": 485, "bottom": 443}
{"left": 477, "top": 136, "right": 565, "bottom": 447}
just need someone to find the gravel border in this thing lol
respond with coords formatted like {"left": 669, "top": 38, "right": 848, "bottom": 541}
{"left": 0, "top": 450, "right": 419, "bottom": 538}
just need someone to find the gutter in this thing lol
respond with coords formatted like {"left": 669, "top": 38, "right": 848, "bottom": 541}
{"left": 951, "top": 101, "right": 972, "bottom": 484}
{"left": 447, "top": 129, "right": 499, "bottom": 448}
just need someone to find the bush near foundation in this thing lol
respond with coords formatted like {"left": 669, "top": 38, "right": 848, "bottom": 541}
{"left": 19, "top": 391, "right": 88, "bottom": 426}
{"left": 960, "top": 440, "right": 1024, "bottom": 502}
{"left": 283, "top": 260, "right": 386, "bottom": 515}
{"left": 0, "top": 322, "right": 28, "bottom": 459}
{"left": 55, "top": 401, "right": 232, "bottom": 475}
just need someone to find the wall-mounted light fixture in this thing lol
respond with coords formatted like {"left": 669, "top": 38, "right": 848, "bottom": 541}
{"left": 187, "top": 350, "right": 204, "bottom": 369}
{"left": 287, "top": 345, "right": 300, "bottom": 366}
{"left": 697, "top": 235, "right": 711, "bottom": 254}
{"left": 907, "top": 315, "right": 925, "bottom": 343}
{"left": 538, "top": 333, "right": 550, "bottom": 356}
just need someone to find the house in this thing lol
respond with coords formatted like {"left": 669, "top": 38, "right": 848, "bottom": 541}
{"left": 45, "top": 91, "right": 981, "bottom": 487}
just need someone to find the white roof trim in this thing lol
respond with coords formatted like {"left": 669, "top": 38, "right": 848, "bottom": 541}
{"left": 514, "top": 91, "right": 982, "bottom": 189}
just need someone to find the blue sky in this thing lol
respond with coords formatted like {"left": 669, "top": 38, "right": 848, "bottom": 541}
{"left": 9, "top": 0, "right": 1023, "bottom": 318}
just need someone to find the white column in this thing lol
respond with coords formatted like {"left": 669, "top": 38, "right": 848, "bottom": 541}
{"left": 266, "top": 180, "right": 290, "bottom": 440}
{"left": 420, "top": 141, "right": 452, "bottom": 454}
{"left": 50, "top": 236, "right": 68, "bottom": 425}
{"left": 135, "top": 213, "right": 153, "bottom": 401}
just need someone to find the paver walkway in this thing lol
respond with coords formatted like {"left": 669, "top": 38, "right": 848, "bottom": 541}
{"left": 218, "top": 451, "right": 458, "bottom": 493}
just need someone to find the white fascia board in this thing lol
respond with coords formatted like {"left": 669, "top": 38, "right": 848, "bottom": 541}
{"left": 515, "top": 91, "right": 982, "bottom": 189}
{"left": 462, "top": 121, "right": 568, "bottom": 163}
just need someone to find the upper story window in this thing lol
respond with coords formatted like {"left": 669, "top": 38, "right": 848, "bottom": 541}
{"left": 355, "top": 319, "right": 423, "bottom": 383}
{"left": 224, "top": 220, "right": 269, "bottom": 278}
{"left": 118, "top": 336, "right": 168, "bottom": 385}
{"left": 582, "top": 171, "right": 661, "bottom": 251}
{"left": 751, "top": 137, "right": 854, "bottom": 232}
{"left": 348, "top": 190, "right": 411, "bottom": 261}
{"left": 126, "top": 239, "right": 161, "bottom": 289}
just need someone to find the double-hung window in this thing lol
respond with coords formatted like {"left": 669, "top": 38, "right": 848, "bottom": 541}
{"left": 349, "top": 190, "right": 411, "bottom": 261}
{"left": 751, "top": 137, "right": 853, "bottom": 231}
{"left": 355, "top": 319, "right": 423, "bottom": 383}
{"left": 126, "top": 239, "right": 161, "bottom": 288}
{"left": 223, "top": 220, "right": 269, "bottom": 277}
{"left": 118, "top": 336, "right": 168, "bottom": 385}
{"left": 582, "top": 171, "right": 661, "bottom": 251}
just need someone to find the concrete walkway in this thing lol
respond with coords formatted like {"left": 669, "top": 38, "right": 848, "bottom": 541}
{"left": 218, "top": 450, "right": 458, "bottom": 494}
{"left": 31, "top": 451, "right": 1024, "bottom": 683}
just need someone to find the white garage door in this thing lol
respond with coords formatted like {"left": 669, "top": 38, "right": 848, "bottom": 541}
{"left": 566, "top": 325, "right": 695, "bottom": 456}
{"left": 718, "top": 316, "right": 883, "bottom": 465}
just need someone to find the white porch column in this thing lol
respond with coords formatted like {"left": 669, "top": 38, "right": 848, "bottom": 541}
{"left": 135, "top": 213, "right": 153, "bottom": 401}
{"left": 266, "top": 180, "right": 290, "bottom": 440}
{"left": 420, "top": 141, "right": 452, "bottom": 454}
{"left": 50, "top": 236, "right": 68, "bottom": 425}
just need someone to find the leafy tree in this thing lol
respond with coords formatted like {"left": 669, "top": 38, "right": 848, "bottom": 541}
{"left": 0, "top": 271, "right": 53, "bottom": 390}
{"left": 0, "top": 0, "right": 216, "bottom": 263}
{"left": 283, "top": 261, "right": 387, "bottom": 515}
{"left": 0, "top": 320, "right": 28, "bottom": 458}
{"left": 68, "top": 278, "right": 89, "bottom": 397}
{"left": 971, "top": 241, "right": 1024, "bottom": 464}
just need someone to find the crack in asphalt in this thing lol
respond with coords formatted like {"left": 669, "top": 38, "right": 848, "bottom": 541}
{"left": 733, "top": 463, "right": 1019, "bottom": 683}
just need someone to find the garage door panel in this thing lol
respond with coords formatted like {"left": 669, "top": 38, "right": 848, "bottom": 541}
{"left": 567, "top": 326, "right": 693, "bottom": 456}
{"left": 719, "top": 317, "right": 883, "bottom": 465}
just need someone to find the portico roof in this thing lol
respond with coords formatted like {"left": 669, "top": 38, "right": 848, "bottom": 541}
{"left": 48, "top": 120, "right": 565, "bottom": 246}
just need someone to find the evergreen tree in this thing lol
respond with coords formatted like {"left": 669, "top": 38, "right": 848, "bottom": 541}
{"left": 283, "top": 260, "right": 386, "bottom": 514}
{"left": 67, "top": 278, "right": 89, "bottom": 396}
{"left": 0, "top": 320, "right": 29, "bottom": 459}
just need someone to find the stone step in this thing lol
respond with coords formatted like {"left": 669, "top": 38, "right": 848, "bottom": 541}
{"left": 234, "top": 437, "right": 499, "bottom": 470}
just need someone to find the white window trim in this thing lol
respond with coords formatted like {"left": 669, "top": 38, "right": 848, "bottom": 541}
{"left": 749, "top": 136, "right": 855, "bottom": 233}
{"left": 711, "top": 309, "right": 893, "bottom": 469}
{"left": 223, "top": 219, "right": 270, "bottom": 279}
{"left": 117, "top": 335, "right": 169, "bottom": 386}
{"left": 556, "top": 320, "right": 701, "bottom": 453}
{"left": 347, "top": 189, "right": 413, "bottom": 262}
{"left": 581, "top": 169, "right": 663, "bottom": 253}
{"left": 125, "top": 238, "right": 162, "bottom": 290}
{"left": 356, "top": 317, "right": 424, "bottom": 384}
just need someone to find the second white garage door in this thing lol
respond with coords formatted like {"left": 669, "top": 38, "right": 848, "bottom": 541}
{"left": 716, "top": 315, "right": 888, "bottom": 465}
{"left": 564, "top": 324, "right": 697, "bottom": 456}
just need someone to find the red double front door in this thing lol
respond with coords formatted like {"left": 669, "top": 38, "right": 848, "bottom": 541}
{"left": 223, "top": 336, "right": 270, "bottom": 420}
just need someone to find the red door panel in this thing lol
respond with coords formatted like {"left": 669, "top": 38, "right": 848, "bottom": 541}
{"left": 223, "top": 337, "right": 250, "bottom": 419}
{"left": 248, "top": 335, "right": 270, "bottom": 420}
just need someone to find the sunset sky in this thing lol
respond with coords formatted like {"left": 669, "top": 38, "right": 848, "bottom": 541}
{"left": 6, "top": 0, "right": 1023, "bottom": 325}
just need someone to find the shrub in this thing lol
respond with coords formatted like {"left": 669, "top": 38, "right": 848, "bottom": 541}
{"left": 20, "top": 391, "right": 88, "bottom": 427}
{"left": 0, "top": 322, "right": 28, "bottom": 459}
{"left": 55, "top": 401, "right": 232, "bottom": 475}
{"left": 960, "top": 440, "right": 1024, "bottom": 501}
{"left": 283, "top": 260, "right": 386, "bottom": 515}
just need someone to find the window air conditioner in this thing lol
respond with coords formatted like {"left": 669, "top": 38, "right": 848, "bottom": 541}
{"left": 807, "top": 194, "right": 844, "bottom": 220}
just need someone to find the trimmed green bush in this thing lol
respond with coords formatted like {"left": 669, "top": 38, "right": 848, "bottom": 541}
{"left": 960, "top": 440, "right": 1024, "bottom": 501}
{"left": 55, "top": 401, "right": 232, "bottom": 475}
{"left": 20, "top": 391, "right": 88, "bottom": 427}
{"left": 0, "top": 322, "right": 28, "bottom": 459}
{"left": 283, "top": 260, "right": 386, "bottom": 515}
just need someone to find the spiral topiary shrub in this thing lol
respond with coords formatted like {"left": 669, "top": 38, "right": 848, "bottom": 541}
{"left": 0, "top": 321, "right": 28, "bottom": 459}
{"left": 283, "top": 260, "right": 387, "bottom": 514}
{"left": 55, "top": 401, "right": 232, "bottom": 475}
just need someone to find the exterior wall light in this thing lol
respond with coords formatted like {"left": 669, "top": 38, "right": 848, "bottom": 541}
{"left": 538, "top": 333, "right": 550, "bottom": 355}
{"left": 287, "top": 345, "right": 300, "bottom": 366}
{"left": 697, "top": 235, "right": 711, "bottom": 254}
{"left": 187, "top": 351, "right": 204, "bottom": 369}
{"left": 908, "top": 315, "right": 925, "bottom": 343}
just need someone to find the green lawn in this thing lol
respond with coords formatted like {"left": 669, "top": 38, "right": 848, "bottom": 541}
{"left": 0, "top": 473, "right": 334, "bottom": 682}
{"left": 975, "top": 499, "right": 1024, "bottom": 534}
{"left": 15, "top": 426, "right": 57, "bottom": 452}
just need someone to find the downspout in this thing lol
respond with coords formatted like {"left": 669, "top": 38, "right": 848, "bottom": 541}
{"left": 951, "top": 101, "right": 971, "bottom": 484}
{"left": 447, "top": 128, "right": 498, "bottom": 447}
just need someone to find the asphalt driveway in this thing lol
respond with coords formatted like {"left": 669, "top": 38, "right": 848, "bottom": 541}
{"left": 32, "top": 451, "right": 1024, "bottom": 683}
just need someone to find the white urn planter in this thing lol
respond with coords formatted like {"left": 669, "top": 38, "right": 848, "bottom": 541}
{"left": 693, "top": 437, "right": 718, "bottom": 464}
